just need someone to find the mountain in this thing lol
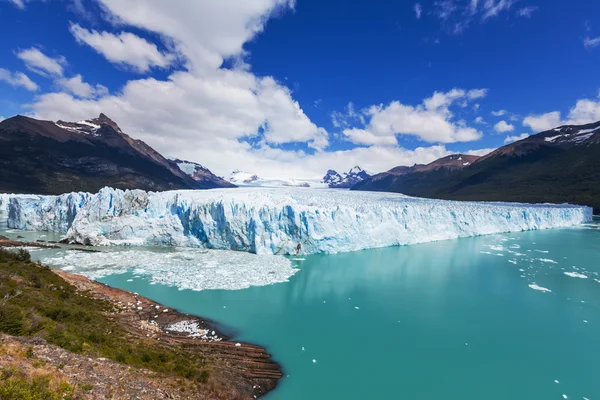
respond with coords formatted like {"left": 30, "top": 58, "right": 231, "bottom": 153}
{"left": 0, "top": 114, "right": 231, "bottom": 195}
{"left": 229, "top": 170, "right": 324, "bottom": 188}
{"left": 229, "top": 170, "right": 261, "bottom": 185}
{"left": 353, "top": 121, "right": 600, "bottom": 212}
{"left": 323, "top": 166, "right": 371, "bottom": 188}
{"left": 170, "top": 158, "right": 235, "bottom": 188}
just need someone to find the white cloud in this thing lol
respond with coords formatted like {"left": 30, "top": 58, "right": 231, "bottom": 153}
{"left": 584, "top": 36, "right": 600, "bottom": 49}
{"left": 16, "top": 47, "right": 66, "bottom": 77}
{"left": 6, "top": 0, "right": 26, "bottom": 9}
{"left": 468, "top": 88, "right": 488, "bottom": 99}
{"left": 24, "top": 1, "right": 492, "bottom": 178}
{"left": 465, "top": 147, "right": 495, "bottom": 157}
{"left": 523, "top": 95, "right": 600, "bottom": 132}
{"left": 70, "top": 24, "right": 175, "bottom": 73}
{"left": 481, "top": 0, "right": 514, "bottom": 20}
{"left": 331, "top": 102, "right": 365, "bottom": 128}
{"left": 55, "top": 74, "right": 109, "bottom": 98}
{"left": 337, "top": 88, "right": 485, "bottom": 146}
{"left": 342, "top": 128, "right": 398, "bottom": 146}
{"left": 0, "top": 68, "right": 38, "bottom": 91}
{"left": 434, "top": 0, "right": 514, "bottom": 33}
{"left": 475, "top": 116, "right": 485, "bottom": 124}
{"left": 516, "top": 6, "right": 538, "bottom": 18}
{"left": 504, "top": 133, "right": 529, "bottom": 144}
{"left": 491, "top": 109, "right": 506, "bottom": 116}
{"left": 95, "top": 0, "right": 295, "bottom": 72}
{"left": 522, "top": 111, "right": 562, "bottom": 132}
{"left": 414, "top": 3, "right": 422, "bottom": 19}
{"left": 494, "top": 120, "right": 514, "bottom": 133}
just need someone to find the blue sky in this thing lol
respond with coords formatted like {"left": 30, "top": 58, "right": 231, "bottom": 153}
{"left": 1, "top": 0, "right": 599, "bottom": 178}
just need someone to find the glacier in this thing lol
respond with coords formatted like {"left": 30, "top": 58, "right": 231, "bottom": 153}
{"left": 4, "top": 187, "right": 593, "bottom": 255}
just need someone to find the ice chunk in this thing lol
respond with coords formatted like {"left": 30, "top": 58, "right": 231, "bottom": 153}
{"left": 564, "top": 272, "right": 588, "bottom": 279}
{"left": 528, "top": 283, "right": 552, "bottom": 293}
{"left": 7, "top": 187, "right": 593, "bottom": 255}
{"left": 40, "top": 247, "right": 297, "bottom": 291}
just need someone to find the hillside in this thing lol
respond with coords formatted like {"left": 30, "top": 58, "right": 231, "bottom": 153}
{"left": 0, "top": 246, "right": 280, "bottom": 399}
{"left": 0, "top": 114, "right": 231, "bottom": 195}
{"left": 353, "top": 121, "right": 600, "bottom": 212}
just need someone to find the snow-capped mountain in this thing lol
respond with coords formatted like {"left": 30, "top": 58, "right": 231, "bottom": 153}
{"left": 354, "top": 120, "right": 600, "bottom": 213}
{"left": 170, "top": 158, "right": 235, "bottom": 188}
{"left": 0, "top": 113, "right": 218, "bottom": 194}
{"left": 228, "top": 170, "right": 326, "bottom": 188}
{"left": 323, "top": 166, "right": 372, "bottom": 188}
{"left": 229, "top": 170, "right": 260, "bottom": 184}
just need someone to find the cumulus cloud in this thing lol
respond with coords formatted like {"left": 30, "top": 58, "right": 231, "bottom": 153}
{"left": 55, "top": 74, "right": 108, "bottom": 98}
{"left": 474, "top": 116, "right": 485, "bottom": 124}
{"left": 24, "top": 1, "right": 493, "bottom": 178}
{"left": 337, "top": 88, "right": 485, "bottom": 146}
{"left": 94, "top": 0, "right": 296, "bottom": 72}
{"left": 522, "top": 111, "right": 562, "bottom": 132}
{"left": 16, "top": 47, "right": 66, "bottom": 77}
{"left": 504, "top": 133, "right": 529, "bottom": 144}
{"left": 0, "top": 68, "right": 38, "bottom": 91}
{"left": 70, "top": 24, "right": 175, "bottom": 73}
{"left": 523, "top": 95, "right": 600, "bottom": 132}
{"left": 494, "top": 120, "right": 514, "bottom": 133}
{"left": 584, "top": 36, "right": 600, "bottom": 49}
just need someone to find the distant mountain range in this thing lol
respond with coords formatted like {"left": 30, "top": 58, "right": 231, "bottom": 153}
{"left": 229, "top": 170, "right": 324, "bottom": 188}
{"left": 0, "top": 114, "right": 233, "bottom": 195}
{"left": 322, "top": 166, "right": 371, "bottom": 188}
{"left": 353, "top": 121, "right": 600, "bottom": 212}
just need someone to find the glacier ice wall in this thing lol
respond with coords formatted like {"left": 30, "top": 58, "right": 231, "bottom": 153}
{"left": 7, "top": 192, "right": 91, "bottom": 232}
{"left": 0, "top": 193, "right": 11, "bottom": 214}
{"left": 6, "top": 187, "right": 593, "bottom": 255}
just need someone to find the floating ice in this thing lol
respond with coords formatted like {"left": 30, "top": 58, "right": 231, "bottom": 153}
{"left": 165, "top": 320, "right": 222, "bottom": 341}
{"left": 564, "top": 272, "right": 588, "bottom": 279}
{"left": 40, "top": 247, "right": 297, "bottom": 291}
{"left": 538, "top": 258, "right": 558, "bottom": 264}
{"left": 6, "top": 187, "right": 593, "bottom": 255}
{"left": 528, "top": 283, "right": 552, "bottom": 293}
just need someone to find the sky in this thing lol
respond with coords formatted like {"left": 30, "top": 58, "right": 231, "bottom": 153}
{"left": 0, "top": 0, "right": 599, "bottom": 179}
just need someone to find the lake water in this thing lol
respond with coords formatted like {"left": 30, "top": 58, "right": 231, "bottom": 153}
{"left": 2, "top": 214, "right": 599, "bottom": 399}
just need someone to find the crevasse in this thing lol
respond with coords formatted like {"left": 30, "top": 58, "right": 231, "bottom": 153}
{"left": 5, "top": 187, "right": 593, "bottom": 255}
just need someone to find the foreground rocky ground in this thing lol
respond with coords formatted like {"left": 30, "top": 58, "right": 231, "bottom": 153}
{"left": 0, "top": 247, "right": 281, "bottom": 399}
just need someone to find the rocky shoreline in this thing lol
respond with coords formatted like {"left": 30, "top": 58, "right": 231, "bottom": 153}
{"left": 0, "top": 242, "right": 282, "bottom": 399}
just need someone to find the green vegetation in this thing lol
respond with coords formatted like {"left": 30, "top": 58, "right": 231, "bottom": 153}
{"left": 0, "top": 248, "right": 211, "bottom": 383}
{"left": 0, "top": 367, "right": 74, "bottom": 400}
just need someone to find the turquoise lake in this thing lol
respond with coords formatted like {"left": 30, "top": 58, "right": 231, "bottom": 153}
{"left": 2, "top": 218, "right": 600, "bottom": 399}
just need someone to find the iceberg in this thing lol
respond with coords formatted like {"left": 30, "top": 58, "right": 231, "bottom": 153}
{"left": 6, "top": 187, "right": 593, "bottom": 255}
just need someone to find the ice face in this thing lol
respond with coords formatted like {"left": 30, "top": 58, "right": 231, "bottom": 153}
{"left": 6, "top": 187, "right": 593, "bottom": 255}
{"left": 0, "top": 194, "right": 10, "bottom": 213}
{"left": 7, "top": 192, "right": 91, "bottom": 232}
